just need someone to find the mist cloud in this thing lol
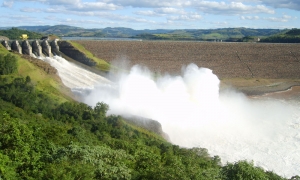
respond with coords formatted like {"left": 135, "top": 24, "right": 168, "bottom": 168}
{"left": 82, "top": 62, "right": 300, "bottom": 177}
{"left": 44, "top": 56, "right": 300, "bottom": 177}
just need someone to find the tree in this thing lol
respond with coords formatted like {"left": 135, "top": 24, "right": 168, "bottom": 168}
{"left": 0, "top": 113, "right": 40, "bottom": 179}
{"left": 0, "top": 54, "right": 18, "bottom": 75}
{"left": 221, "top": 160, "right": 268, "bottom": 180}
{"left": 93, "top": 102, "right": 109, "bottom": 120}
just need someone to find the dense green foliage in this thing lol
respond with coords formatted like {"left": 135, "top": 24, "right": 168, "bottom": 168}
{"left": 260, "top": 28, "right": 300, "bottom": 43}
{"left": 0, "top": 54, "right": 18, "bottom": 75}
{"left": 0, "top": 50, "right": 297, "bottom": 179}
{"left": 0, "top": 28, "right": 43, "bottom": 40}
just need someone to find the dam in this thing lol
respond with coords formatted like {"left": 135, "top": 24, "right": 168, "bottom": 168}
{"left": 1, "top": 39, "right": 97, "bottom": 67}
{"left": 1, "top": 39, "right": 60, "bottom": 57}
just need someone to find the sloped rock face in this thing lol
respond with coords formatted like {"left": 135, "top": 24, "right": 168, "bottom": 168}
{"left": 58, "top": 41, "right": 96, "bottom": 66}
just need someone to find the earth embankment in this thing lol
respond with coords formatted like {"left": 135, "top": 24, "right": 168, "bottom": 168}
{"left": 74, "top": 40, "right": 300, "bottom": 95}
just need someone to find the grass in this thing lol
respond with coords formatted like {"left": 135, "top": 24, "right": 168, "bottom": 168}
{"left": 0, "top": 45, "right": 73, "bottom": 103}
{"left": 68, "top": 41, "right": 111, "bottom": 71}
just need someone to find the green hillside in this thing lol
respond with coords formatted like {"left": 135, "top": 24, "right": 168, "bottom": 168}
{"left": 260, "top": 28, "right": 300, "bottom": 43}
{"left": 68, "top": 41, "right": 111, "bottom": 71}
{"left": 0, "top": 28, "right": 43, "bottom": 40}
{"left": 0, "top": 44, "right": 297, "bottom": 179}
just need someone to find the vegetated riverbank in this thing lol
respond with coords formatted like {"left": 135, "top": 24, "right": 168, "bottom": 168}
{"left": 74, "top": 40, "right": 300, "bottom": 95}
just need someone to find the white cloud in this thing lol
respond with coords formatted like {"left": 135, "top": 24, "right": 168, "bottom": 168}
{"left": 168, "top": 13, "right": 202, "bottom": 21}
{"left": 264, "top": 15, "right": 293, "bottom": 22}
{"left": 260, "top": 0, "right": 300, "bottom": 11}
{"left": 2, "top": 0, "right": 14, "bottom": 7}
{"left": 194, "top": 1, "right": 274, "bottom": 15}
{"left": 155, "top": 7, "right": 185, "bottom": 15}
{"left": 15, "top": 0, "right": 81, "bottom": 5}
{"left": 70, "top": 2, "right": 121, "bottom": 11}
{"left": 105, "top": 0, "right": 190, "bottom": 8}
{"left": 135, "top": 10, "right": 158, "bottom": 16}
{"left": 1, "top": 0, "right": 299, "bottom": 29}
{"left": 9, "top": 0, "right": 119, "bottom": 11}
{"left": 48, "top": 0, "right": 80, "bottom": 5}
{"left": 240, "top": 15, "right": 260, "bottom": 20}
{"left": 135, "top": 7, "right": 186, "bottom": 17}
{"left": 211, "top": 21, "right": 228, "bottom": 26}
{"left": 20, "top": 7, "right": 42, "bottom": 12}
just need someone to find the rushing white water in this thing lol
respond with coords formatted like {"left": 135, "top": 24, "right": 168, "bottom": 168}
{"left": 42, "top": 56, "right": 300, "bottom": 177}
{"left": 40, "top": 56, "right": 111, "bottom": 89}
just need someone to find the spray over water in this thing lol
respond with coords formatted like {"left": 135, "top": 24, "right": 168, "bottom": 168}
{"left": 42, "top": 56, "right": 300, "bottom": 177}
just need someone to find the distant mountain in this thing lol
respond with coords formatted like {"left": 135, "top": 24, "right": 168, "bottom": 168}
{"left": 0, "top": 25, "right": 291, "bottom": 41}
{"left": 18, "top": 25, "right": 86, "bottom": 36}
{"left": 15, "top": 25, "right": 173, "bottom": 38}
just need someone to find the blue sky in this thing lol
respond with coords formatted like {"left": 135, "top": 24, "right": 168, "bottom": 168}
{"left": 1, "top": 0, "right": 299, "bottom": 29}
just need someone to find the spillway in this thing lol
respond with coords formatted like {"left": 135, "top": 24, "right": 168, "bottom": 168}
{"left": 39, "top": 56, "right": 111, "bottom": 89}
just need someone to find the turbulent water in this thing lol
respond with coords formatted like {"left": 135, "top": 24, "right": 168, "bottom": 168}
{"left": 41, "top": 56, "right": 300, "bottom": 177}
{"left": 40, "top": 56, "right": 112, "bottom": 89}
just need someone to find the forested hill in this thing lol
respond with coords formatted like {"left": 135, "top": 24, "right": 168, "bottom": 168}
{"left": 260, "top": 28, "right": 300, "bottom": 43}
{"left": 0, "top": 25, "right": 287, "bottom": 41}
{"left": 0, "top": 45, "right": 298, "bottom": 179}
{"left": 0, "top": 27, "right": 43, "bottom": 40}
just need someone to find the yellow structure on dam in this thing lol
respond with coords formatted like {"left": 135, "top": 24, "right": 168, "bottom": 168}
{"left": 20, "top": 34, "right": 29, "bottom": 40}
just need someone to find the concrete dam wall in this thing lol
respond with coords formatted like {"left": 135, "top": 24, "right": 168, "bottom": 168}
{"left": 1, "top": 39, "right": 96, "bottom": 67}
{"left": 1, "top": 40, "right": 60, "bottom": 57}
{"left": 1, "top": 39, "right": 59, "bottom": 57}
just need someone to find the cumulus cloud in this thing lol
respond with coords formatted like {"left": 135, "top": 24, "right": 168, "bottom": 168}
{"left": 240, "top": 15, "right": 260, "bottom": 20}
{"left": 194, "top": 1, "right": 274, "bottom": 15}
{"left": 260, "top": 0, "right": 300, "bottom": 11}
{"left": 2, "top": 0, "right": 14, "bottom": 7}
{"left": 5, "top": 0, "right": 75, "bottom": 6}
{"left": 135, "top": 10, "right": 158, "bottom": 16}
{"left": 105, "top": 0, "right": 190, "bottom": 8}
{"left": 135, "top": 7, "right": 187, "bottom": 17}
{"left": 155, "top": 7, "right": 186, "bottom": 15}
{"left": 168, "top": 13, "right": 202, "bottom": 21}
{"left": 69, "top": 2, "right": 121, "bottom": 11}
{"left": 2, "top": 0, "right": 299, "bottom": 29}
{"left": 20, "top": 7, "right": 42, "bottom": 12}
{"left": 264, "top": 15, "right": 293, "bottom": 22}
{"left": 10, "top": 0, "right": 120, "bottom": 11}
{"left": 13, "top": 0, "right": 81, "bottom": 5}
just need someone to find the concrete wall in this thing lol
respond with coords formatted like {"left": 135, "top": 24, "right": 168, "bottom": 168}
{"left": 0, "top": 40, "right": 96, "bottom": 67}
